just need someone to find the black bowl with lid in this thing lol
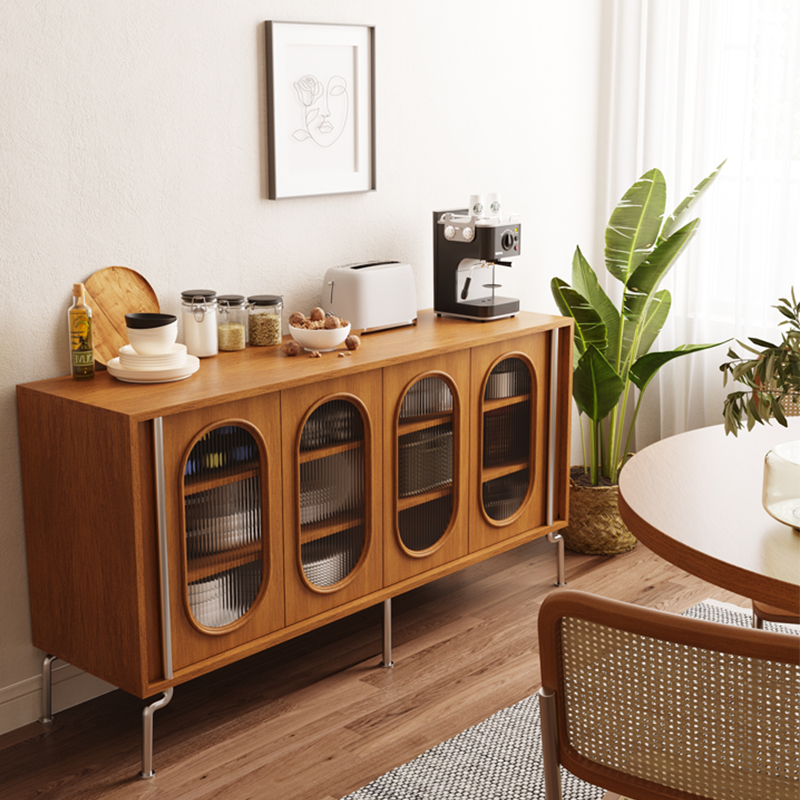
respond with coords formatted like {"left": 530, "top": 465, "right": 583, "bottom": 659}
{"left": 125, "top": 313, "right": 177, "bottom": 329}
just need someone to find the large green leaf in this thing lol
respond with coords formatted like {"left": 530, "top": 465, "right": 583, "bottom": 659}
{"left": 634, "top": 289, "right": 672, "bottom": 359}
{"left": 605, "top": 168, "right": 666, "bottom": 285}
{"left": 623, "top": 219, "right": 700, "bottom": 325}
{"left": 629, "top": 341, "right": 729, "bottom": 392}
{"left": 660, "top": 159, "right": 726, "bottom": 243}
{"left": 571, "top": 246, "right": 620, "bottom": 365}
{"left": 573, "top": 345, "right": 625, "bottom": 422}
{"left": 551, "top": 277, "right": 608, "bottom": 358}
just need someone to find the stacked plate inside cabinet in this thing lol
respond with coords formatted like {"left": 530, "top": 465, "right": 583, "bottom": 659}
{"left": 107, "top": 344, "right": 199, "bottom": 384}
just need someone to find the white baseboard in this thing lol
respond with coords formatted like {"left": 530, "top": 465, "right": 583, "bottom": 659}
{"left": 0, "top": 661, "right": 115, "bottom": 736}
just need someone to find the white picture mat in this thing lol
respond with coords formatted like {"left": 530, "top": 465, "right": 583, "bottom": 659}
{"left": 268, "top": 22, "right": 374, "bottom": 198}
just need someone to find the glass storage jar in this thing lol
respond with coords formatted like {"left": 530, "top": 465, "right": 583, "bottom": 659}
{"left": 217, "top": 295, "right": 247, "bottom": 351}
{"left": 247, "top": 295, "right": 283, "bottom": 346}
{"left": 181, "top": 289, "right": 218, "bottom": 357}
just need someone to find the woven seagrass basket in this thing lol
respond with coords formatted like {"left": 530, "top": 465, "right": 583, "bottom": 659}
{"left": 562, "top": 467, "right": 637, "bottom": 555}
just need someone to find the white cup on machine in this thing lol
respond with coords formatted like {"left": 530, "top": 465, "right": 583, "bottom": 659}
{"left": 487, "top": 192, "right": 502, "bottom": 217}
{"left": 469, "top": 194, "right": 485, "bottom": 219}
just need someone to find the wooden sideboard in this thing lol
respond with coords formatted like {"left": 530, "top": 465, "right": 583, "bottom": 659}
{"left": 17, "top": 309, "right": 573, "bottom": 774}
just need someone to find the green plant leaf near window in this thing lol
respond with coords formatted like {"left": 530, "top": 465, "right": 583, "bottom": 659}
{"left": 552, "top": 162, "right": 728, "bottom": 486}
{"left": 720, "top": 289, "right": 800, "bottom": 436}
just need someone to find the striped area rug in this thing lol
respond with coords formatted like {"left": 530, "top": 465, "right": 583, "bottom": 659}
{"left": 339, "top": 600, "right": 797, "bottom": 800}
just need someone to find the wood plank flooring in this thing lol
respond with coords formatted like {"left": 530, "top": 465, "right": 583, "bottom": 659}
{"left": 0, "top": 539, "right": 750, "bottom": 800}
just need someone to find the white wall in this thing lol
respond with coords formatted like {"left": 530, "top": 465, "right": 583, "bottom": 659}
{"left": 0, "top": 0, "right": 606, "bottom": 733}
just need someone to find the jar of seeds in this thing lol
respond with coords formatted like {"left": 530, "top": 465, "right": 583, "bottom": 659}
{"left": 247, "top": 295, "right": 283, "bottom": 346}
{"left": 217, "top": 295, "right": 247, "bottom": 351}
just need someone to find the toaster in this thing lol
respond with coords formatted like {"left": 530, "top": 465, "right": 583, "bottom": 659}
{"left": 321, "top": 261, "right": 417, "bottom": 333}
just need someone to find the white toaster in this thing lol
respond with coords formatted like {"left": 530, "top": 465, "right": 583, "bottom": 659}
{"left": 321, "top": 261, "right": 417, "bottom": 333}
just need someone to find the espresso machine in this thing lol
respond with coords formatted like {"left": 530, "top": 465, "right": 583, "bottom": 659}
{"left": 432, "top": 209, "right": 522, "bottom": 321}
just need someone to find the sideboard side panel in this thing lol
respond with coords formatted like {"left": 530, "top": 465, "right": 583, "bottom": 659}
{"left": 17, "top": 388, "right": 147, "bottom": 696}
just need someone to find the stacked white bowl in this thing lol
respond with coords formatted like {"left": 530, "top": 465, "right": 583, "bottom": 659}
{"left": 124, "top": 313, "right": 179, "bottom": 355}
{"left": 107, "top": 313, "right": 199, "bottom": 383}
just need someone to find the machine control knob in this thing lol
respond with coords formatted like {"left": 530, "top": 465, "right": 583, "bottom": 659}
{"left": 462, "top": 227, "right": 474, "bottom": 241}
{"left": 444, "top": 225, "right": 456, "bottom": 240}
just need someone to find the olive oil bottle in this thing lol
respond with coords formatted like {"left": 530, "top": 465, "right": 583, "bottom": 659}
{"left": 69, "top": 282, "right": 95, "bottom": 379}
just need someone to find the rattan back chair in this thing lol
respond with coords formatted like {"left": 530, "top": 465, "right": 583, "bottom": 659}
{"left": 537, "top": 590, "right": 800, "bottom": 800}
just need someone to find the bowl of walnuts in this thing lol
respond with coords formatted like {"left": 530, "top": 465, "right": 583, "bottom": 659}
{"left": 287, "top": 307, "right": 351, "bottom": 352}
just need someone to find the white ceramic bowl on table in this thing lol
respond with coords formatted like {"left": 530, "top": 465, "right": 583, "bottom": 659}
{"left": 289, "top": 323, "right": 351, "bottom": 352}
{"left": 125, "top": 313, "right": 178, "bottom": 355}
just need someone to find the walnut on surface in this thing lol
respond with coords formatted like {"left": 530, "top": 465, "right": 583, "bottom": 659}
{"left": 345, "top": 334, "right": 361, "bottom": 351}
{"left": 309, "top": 350, "right": 322, "bottom": 358}
{"left": 281, "top": 340, "right": 303, "bottom": 357}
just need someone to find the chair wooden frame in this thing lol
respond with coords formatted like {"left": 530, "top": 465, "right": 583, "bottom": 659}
{"left": 538, "top": 590, "right": 800, "bottom": 800}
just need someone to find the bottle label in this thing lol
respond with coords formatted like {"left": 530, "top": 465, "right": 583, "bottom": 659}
{"left": 70, "top": 309, "right": 94, "bottom": 376}
{"left": 72, "top": 351, "right": 94, "bottom": 367}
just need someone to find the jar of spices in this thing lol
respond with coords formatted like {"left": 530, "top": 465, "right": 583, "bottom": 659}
{"left": 217, "top": 295, "right": 247, "bottom": 351}
{"left": 247, "top": 295, "right": 283, "bottom": 346}
{"left": 181, "top": 289, "right": 218, "bottom": 357}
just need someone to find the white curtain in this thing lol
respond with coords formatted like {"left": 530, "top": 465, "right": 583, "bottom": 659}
{"left": 600, "top": 0, "right": 800, "bottom": 449}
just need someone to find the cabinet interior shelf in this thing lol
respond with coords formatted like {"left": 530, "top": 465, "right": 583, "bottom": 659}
{"left": 398, "top": 412, "right": 453, "bottom": 435}
{"left": 187, "top": 541, "right": 262, "bottom": 583}
{"left": 482, "top": 459, "right": 529, "bottom": 484}
{"left": 184, "top": 466, "right": 261, "bottom": 496}
{"left": 298, "top": 440, "right": 362, "bottom": 464}
{"left": 483, "top": 394, "right": 531, "bottom": 413}
{"left": 300, "top": 510, "right": 363, "bottom": 544}
{"left": 397, "top": 483, "right": 453, "bottom": 511}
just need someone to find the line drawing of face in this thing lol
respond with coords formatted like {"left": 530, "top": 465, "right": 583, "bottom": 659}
{"left": 292, "top": 74, "right": 349, "bottom": 148}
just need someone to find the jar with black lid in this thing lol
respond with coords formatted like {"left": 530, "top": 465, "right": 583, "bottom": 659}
{"left": 247, "top": 295, "right": 282, "bottom": 346}
{"left": 181, "top": 289, "right": 218, "bottom": 357}
{"left": 217, "top": 295, "right": 247, "bottom": 351}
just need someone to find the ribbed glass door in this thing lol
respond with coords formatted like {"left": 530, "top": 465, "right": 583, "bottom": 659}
{"left": 396, "top": 376, "right": 456, "bottom": 552}
{"left": 481, "top": 357, "right": 533, "bottom": 521}
{"left": 182, "top": 424, "right": 265, "bottom": 629}
{"left": 298, "top": 400, "right": 366, "bottom": 588}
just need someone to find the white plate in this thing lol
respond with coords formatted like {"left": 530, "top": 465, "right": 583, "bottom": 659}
{"left": 108, "top": 355, "right": 200, "bottom": 384}
{"left": 118, "top": 343, "right": 188, "bottom": 370}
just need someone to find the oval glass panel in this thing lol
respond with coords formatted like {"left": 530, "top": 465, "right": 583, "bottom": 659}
{"left": 397, "top": 376, "right": 455, "bottom": 552}
{"left": 299, "top": 400, "right": 366, "bottom": 588}
{"left": 482, "top": 358, "right": 533, "bottom": 521}
{"left": 183, "top": 425, "right": 264, "bottom": 628}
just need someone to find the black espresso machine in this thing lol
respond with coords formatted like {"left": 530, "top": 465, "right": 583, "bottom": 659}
{"left": 433, "top": 209, "right": 522, "bottom": 321}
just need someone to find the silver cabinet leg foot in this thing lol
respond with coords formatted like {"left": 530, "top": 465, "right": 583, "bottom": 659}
{"left": 547, "top": 532, "right": 567, "bottom": 587}
{"left": 39, "top": 654, "right": 58, "bottom": 724}
{"left": 138, "top": 688, "right": 174, "bottom": 779}
{"left": 381, "top": 598, "right": 393, "bottom": 668}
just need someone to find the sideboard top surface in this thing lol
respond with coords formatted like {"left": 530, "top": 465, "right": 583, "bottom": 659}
{"left": 17, "top": 309, "right": 572, "bottom": 422}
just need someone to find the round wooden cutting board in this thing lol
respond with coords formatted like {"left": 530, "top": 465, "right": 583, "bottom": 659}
{"left": 84, "top": 266, "right": 161, "bottom": 365}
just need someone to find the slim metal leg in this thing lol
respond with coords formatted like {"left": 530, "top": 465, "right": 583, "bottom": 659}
{"left": 547, "top": 532, "right": 566, "bottom": 586}
{"left": 538, "top": 687, "right": 563, "bottom": 800}
{"left": 39, "top": 654, "right": 58, "bottom": 724}
{"left": 139, "top": 688, "right": 174, "bottom": 779}
{"left": 138, "top": 417, "right": 175, "bottom": 779}
{"left": 381, "top": 598, "right": 394, "bottom": 668}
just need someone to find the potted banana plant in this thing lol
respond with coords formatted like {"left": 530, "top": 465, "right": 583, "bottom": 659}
{"left": 552, "top": 162, "right": 726, "bottom": 553}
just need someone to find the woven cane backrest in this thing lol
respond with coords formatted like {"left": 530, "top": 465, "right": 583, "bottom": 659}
{"left": 560, "top": 615, "right": 799, "bottom": 799}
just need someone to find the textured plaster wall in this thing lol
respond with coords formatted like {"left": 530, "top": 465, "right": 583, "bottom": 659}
{"left": 0, "top": 0, "right": 605, "bottom": 732}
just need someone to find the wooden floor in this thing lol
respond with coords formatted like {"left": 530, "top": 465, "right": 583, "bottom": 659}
{"left": 0, "top": 539, "right": 750, "bottom": 800}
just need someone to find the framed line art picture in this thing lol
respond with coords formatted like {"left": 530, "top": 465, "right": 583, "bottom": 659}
{"left": 265, "top": 21, "right": 376, "bottom": 199}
